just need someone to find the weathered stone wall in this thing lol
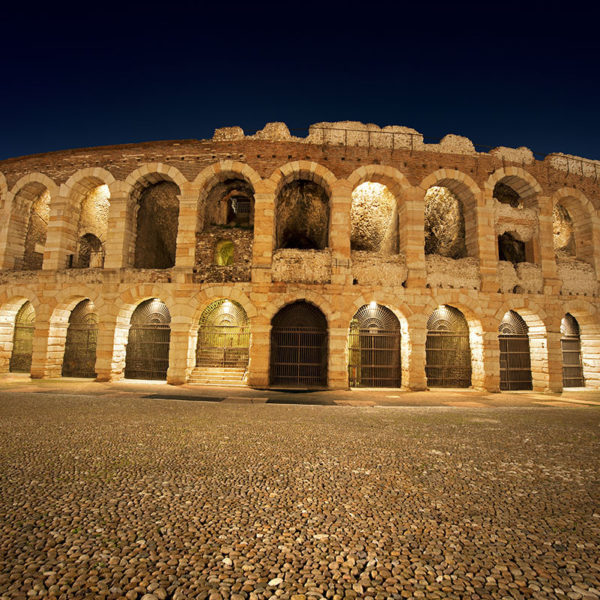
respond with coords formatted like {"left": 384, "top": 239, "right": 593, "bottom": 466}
{"left": 272, "top": 249, "right": 332, "bottom": 284}
{"left": 351, "top": 251, "right": 407, "bottom": 287}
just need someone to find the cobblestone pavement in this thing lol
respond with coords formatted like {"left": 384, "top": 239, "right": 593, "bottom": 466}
{"left": 0, "top": 394, "right": 599, "bottom": 600}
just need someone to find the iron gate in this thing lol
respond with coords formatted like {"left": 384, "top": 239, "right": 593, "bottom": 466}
{"left": 9, "top": 301, "right": 35, "bottom": 373}
{"left": 561, "top": 314, "right": 584, "bottom": 387}
{"left": 425, "top": 305, "right": 471, "bottom": 387}
{"left": 62, "top": 300, "right": 98, "bottom": 378}
{"left": 270, "top": 302, "right": 328, "bottom": 387}
{"left": 196, "top": 299, "right": 250, "bottom": 368}
{"left": 499, "top": 311, "right": 532, "bottom": 390}
{"left": 124, "top": 299, "right": 171, "bottom": 380}
{"left": 348, "top": 304, "right": 401, "bottom": 387}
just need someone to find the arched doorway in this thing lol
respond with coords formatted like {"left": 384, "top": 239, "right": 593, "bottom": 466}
{"left": 124, "top": 299, "right": 171, "bottom": 380}
{"left": 348, "top": 304, "right": 401, "bottom": 387}
{"left": 9, "top": 301, "right": 35, "bottom": 373}
{"left": 499, "top": 311, "right": 532, "bottom": 390}
{"left": 270, "top": 301, "right": 328, "bottom": 387}
{"left": 561, "top": 314, "right": 585, "bottom": 388}
{"left": 426, "top": 305, "right": 471, "bottom": 387}
{"left": 196, "top": 299, "right": 250, "bottom": 369}
{"left": 62, "top": 300, "right": 98, "bottom": 378}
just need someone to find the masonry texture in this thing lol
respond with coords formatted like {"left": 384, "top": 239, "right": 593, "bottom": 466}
{"left": 0, "top": 121, "right": 598, "bottom": 392}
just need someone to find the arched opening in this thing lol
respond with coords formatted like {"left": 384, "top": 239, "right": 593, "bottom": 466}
{"left": 553, "top": 204, "right": 576, "bottom": 258}
{"left": 203, "top": 178, "right": 255, "bottom": 228}
{"left": 133, "top": 182, "right": 180, "bottom": 269}
{"left": 124, "top": 299, "right": 171, "bottom": 380}
{"left": 561, "top": 314, "right": 585, "bottom": 388}
{"left": 270, "top": 301, "right": 328, "bottom": 387}
{"left": 62, "top": 300, "right": 98, "bottom": 378}
{"left": 9, "top": 301, "right": 35, "bottom": 373}
{"left": 348, "top": 304, "right": 401, "bottom": 388}
{"left": 426, "top": 305, "right": 471, "bottom": 387}
{"left": 498, "top": 232, "right": 528, "bottom": 264}
{"left": 351, "top": 183, "right": 398, "bottom": 253}
{"left": 493, "top": 182, "right": 522, "bottom": 208}
{"left": 196, "top": 299, "right": 250, "bottom": 371}
{"left": 275, "top": 180, "right": 329, "bottom": 250}
{"left": 499, "top": 311, "right": 532, "bottom": 391}
{"left": 73, "top": 184, "right": 109, "bottom": 268}
{"left": 424, "top": 187, "right": 467, "bottom": 259}
{"left": 23, "top": 190, "right": 51, "bottom": 270}
{"left": 214, "top": 240, "right": 234, "bottom": 266}
{"left": 77, "top": 233, "right": 104, "bottom": 268}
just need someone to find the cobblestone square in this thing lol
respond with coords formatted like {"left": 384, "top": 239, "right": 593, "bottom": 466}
{"left": 1, "top": 394, "right": 599, "bottom": 600}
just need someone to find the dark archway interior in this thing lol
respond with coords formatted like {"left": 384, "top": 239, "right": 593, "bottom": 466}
{"left": 493, "top": 182, "right": 521, "bottom": 207}
{"left": 77, "top": 233, "right": 104, "bottom": 268}
{"left": 276, "top": 180, "right": 329, "bottom": 250}
{"left": 204, "top": 178, "right": 254, "bottom": 228}
{"left": 498, "top": 232, "right": 526, "bottom": 263}
{"left": 134, "top": 182, "right": 180, "bottom": 269}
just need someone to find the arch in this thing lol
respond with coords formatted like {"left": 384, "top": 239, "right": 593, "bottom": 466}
{"left": 262, "top": 292, "right": 333, "bottom": 327}
{"left": 425, "top": 305, "right": 472, "bottom": 388}
{"left": 64, "top": 167, "right": 116, "bottom": 205}
{"left": 420, "top": 169, "right": 481, "bottom": 259}
{"left": 124, "top": 298, "right": 171, "bottom": 380}
{"left": 269, "top": 160, "right": 337, "bottom": 198}
{"left": 270, "top": 300, "right": 328, "bottom": 387}
{"left": 62, "top": 299, "right": 99, "bottom": 378}
{"left": 348, "top": 303, "right": 401, "bottom": 387}
{"left": 8, "top": 300, "right": 35, "bottom": 373}
{"left": 498, "top": 310, "right": 533, "bottom": 390}
{"left": 485, "top": 167, "right": 543, "bottom": 203}
{"left": 125, "top": 162, "right": 188, "bottom": 196}
{"left": 560, "top": 313, "right": 585, "bottom": 387}
{"left": 347, "top": 165, "right": 411, "bottom": 196}
{"left": 193, "top": 161, "right": 262, "bottom": 195}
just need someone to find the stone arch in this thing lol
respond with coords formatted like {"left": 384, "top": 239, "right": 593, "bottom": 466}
{"left": 262, "top": 291, "right": 334, "bottom": 327}
{"left": 124, "top": 164, "right": 185, "bottom": 269}
{"left": 269, "top": 160, "right": 337, "bottom": 199}
{"left": 420, "top": 169, "right": 481, "bottom": 259}
{"left": 0, "top": 171, "right": 8, "bottom": 212}
{"left": 5, "top": 173, "right": 59, "bottom": 270}
{"left": 494, "top": 300, "right": 549, "bottom": 391}
{"left": 485, "top": 167, "right": 543, "bottom": 204}
{"left": 0, "top": 293, "right": 39, "bottom": 373}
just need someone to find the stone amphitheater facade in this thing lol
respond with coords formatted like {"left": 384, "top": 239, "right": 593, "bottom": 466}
{"left": 0, "top": 121, "right": 598, "bottom": 392}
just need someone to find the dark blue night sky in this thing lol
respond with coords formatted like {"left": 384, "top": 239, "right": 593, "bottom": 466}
{"left": 1, "top": 1, "right": 598, "bottom": 161}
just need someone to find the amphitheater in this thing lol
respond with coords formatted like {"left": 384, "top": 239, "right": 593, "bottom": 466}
{"left": 0, "top": 121, "right": 598, "bottom": 392}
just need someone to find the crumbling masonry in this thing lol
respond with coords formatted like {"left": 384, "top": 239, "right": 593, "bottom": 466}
{"left": 0, "top": 121, "right": 598, "bottom": 391}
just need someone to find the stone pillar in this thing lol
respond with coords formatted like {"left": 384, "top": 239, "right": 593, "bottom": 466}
{"left": 0, "top": 311, "right": 16, "bottom": 373}
{"left": 530, "top": 328, "right": 562, "bottom": 393}
{"left": 537, "top": 195, "right": 562, "bottom": 295}
{"left": 251, "top": 180, "right": 275, "bottom": 284}
{"left": 104, "top": 182, "right": 135, "bottom": 270}
{"left": 174, "top": 183, "right": 199, "bottom": 269}
{"left": 478, "top": 193, "right": 500, "bottom": 292}
{"left": 581, "top": 331, "right": 600, "bottom": 389}
{"left": 95, "top": 313, "right": 126, "bottom": 382}
{"left": 167, "top": 322, "right": 192, "bottom": 385}
{"left": 43, "top": 188, "right": 76, "bottom": 270}
{"left": 247, "top": 321, "right": 270, "bottom": 387}
{"left": 591, "top": 215, "right": 600, "bottom": 287}
{"left": 328, "top": 326, "right": 349, "bottom": 389}
{"left": 30, "top": 317, "right": 53, "bottom": 379}
{"left": 402, "top": 187, "right": 426, "bottom": 288}
{"left": 329, "top": 179, "right": 352, "bottom": 286}
{"left": 478, "top": 329, "right": 501, "bottom": 392}
{"left": 405, "top": 316, "right": 427, "bottom": 390}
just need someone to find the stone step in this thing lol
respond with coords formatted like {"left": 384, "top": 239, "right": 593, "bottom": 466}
{"left": 189, "top": 366, "right": 247, "bottom": 386}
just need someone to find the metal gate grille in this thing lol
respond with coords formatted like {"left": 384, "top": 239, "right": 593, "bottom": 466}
{"left": 62, "top": 299, "right": 98, "bottom": 378}
{"left": 9, "top": 301, "right": 35, "bottom": 373}
{"left": 499, "top": 311, "right": 532, "bottom": 391}
{"left": 196, "top": 299, "right": 250, "bottom": 368}
{"left": 561, "top": 314, "right": 584, "bottom": 387}
{"left": 125, "top": 299, "right": 171, "bottom": 380}
{"left": 270, "top": 302, "right": 327, "bottom": 387}
{"left": 348, "top": 304, "right": 401, "bottom": 387}
{"left": 425, "top": 306, "right": 471, "bottom": 387}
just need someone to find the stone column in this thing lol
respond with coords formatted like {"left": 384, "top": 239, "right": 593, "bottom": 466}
{"left": 94, "top": 313, "right": 126, "bottom": 382}
{"left": 30, "top": 316, "right": 53, "bottom": 379}
{"left": 43, "top": 187, "right": 76, "bottom": 270}
{"left": 537, "top": 195, "right": 562, "bottom": 295}
{"left": 174, "top": 182, "right": 200, "bottom": 269}
{"left": 104, "top": 182, "right": 135, "bottom": 270}
{"left": 251, "top": 180, "right": 276, "bottom": 284}
{"left": 167, "top": 322, "right": 192, "bottom": 385}
{"left": 529, "top": 326, "right": 562, "bottom": 393}
{"left": 581, "top": 331, "right": 600, "bottom": 389}
{"left": 405, "top": 315, "right": 427, "bottom": 390}
{"left": 328, "top": 326, "right": 349, "bottom": 389}
{"left": 329, "top": 179, "right": 352, "bottom": 286}
{"left": 477, "top": 329, "right": 501, "bottom": 392}
{"left": 477, "top": 193, "right": 500, "bottom": 292}
{"left": 591, "top": 215, "right": 600, "bottom": 287}
{"left": 402, "top": 187, "right": 426, "bottom": 288}
{"left": 247, "top": 321, "right": 270, "bottom": 387}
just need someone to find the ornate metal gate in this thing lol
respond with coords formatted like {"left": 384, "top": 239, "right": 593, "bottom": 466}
{"left": 270, "top": 301, "right": 328, "bottom": 387}
{"left": 9, "top": 301, "right": 35, "bottom": 373}
{"left": 499, "top": 311, "right": 532, "bottom": 390}
{"left": 426, "top": 305, "right": 471, "bottom": 387}
{"left": 62, "top": 299, "right": 98, "bottom": 378}
{"left": 196, "top": 299, "right": 250, "bottom": 368}
{"left": 561, "top": 313, "right": 585, "bottom": 387}
{"left": 124, "top": 299, "right": 171, "bottom": 380}
{"left": 348, "top": 304, "right": 401, "bottom": 387}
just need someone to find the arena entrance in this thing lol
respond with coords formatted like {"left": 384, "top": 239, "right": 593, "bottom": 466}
{"left": 561, "top": 314, "right": 585, "bottom": 387}
{"left": 62, "top": 300, "right": 98, "bottom": 378}
{"left": 270, "top": 301, "right": 328, "bottom": 387}
{"left": 9, "top": 301, "right": 35, "bottom": 373}
{"left": 124, "top": 299, "right": 171, "bottom": 380}
{"left": 426, "top": 305, "right": 471, "bottom": 387}
{"left": 348, "top": 304, "right": 401, "bottom": 387}
{"left": 499, "top": 311, "right": 533, "bottom": 390}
